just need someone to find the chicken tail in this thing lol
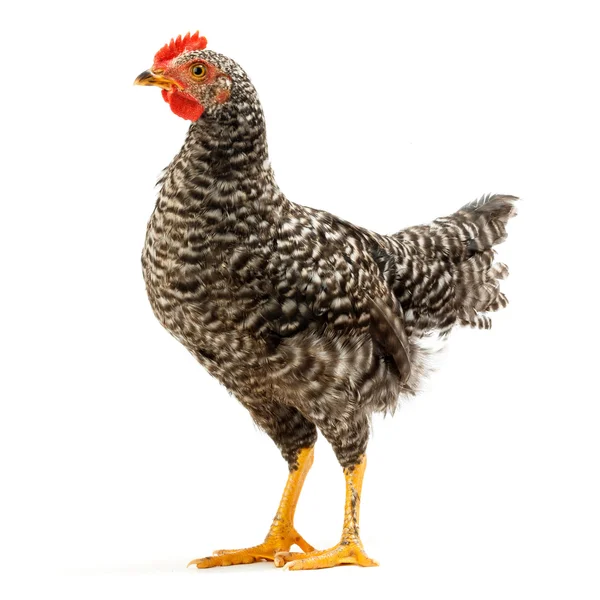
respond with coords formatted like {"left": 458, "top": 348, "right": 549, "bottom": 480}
{"left": 385, "top": 194, "right": 518, "bottom": 336}
{"left": 439, "top": 194, "right": 517, "bottom": 330}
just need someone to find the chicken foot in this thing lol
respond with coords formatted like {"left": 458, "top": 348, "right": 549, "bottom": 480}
{"left": 274, "top": 455, "right": 378, "bottom": 570}
{"left": 188, "top": 446, "right": 315, "bottom": 568}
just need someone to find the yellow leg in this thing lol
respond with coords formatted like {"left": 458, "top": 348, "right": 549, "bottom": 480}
{"left": 188, "top": 447, "right": 315, "bottom": 568}
{"left": 274, "top": 455, "right": 378, "bottom": 570}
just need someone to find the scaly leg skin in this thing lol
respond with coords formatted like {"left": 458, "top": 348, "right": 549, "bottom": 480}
{"left": 188, "top": 446, "right": 315, "bottom": 569}
{"left": 274, "top": 455, "right": 378, "bottom": 570}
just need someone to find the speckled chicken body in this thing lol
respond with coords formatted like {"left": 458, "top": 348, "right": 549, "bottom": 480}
{"left": 142, "top": 52, "right": 516, "bottom": 471}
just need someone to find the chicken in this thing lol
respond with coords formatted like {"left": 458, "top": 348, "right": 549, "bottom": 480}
{"left": 134, "top": 32, "right": 517, "bottom": 571}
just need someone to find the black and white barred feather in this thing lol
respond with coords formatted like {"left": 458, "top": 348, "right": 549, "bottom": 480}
{"left": 142, "top": 49, "right": 517, "bottom": 470}
{"left": 373, "top": 194, "right": 517, "bottom": 336}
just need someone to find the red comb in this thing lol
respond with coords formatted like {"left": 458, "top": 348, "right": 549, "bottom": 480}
{"left": 154, "top": 31, "right": 208, "bottom": 65}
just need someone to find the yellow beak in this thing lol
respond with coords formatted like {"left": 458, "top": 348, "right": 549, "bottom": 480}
{"left": 134, "top": 70, "right": 182, "bottom": 91}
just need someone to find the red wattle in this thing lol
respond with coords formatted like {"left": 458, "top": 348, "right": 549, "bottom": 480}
{"left": 161, "top": 90, "right": 204, "bottom": 121}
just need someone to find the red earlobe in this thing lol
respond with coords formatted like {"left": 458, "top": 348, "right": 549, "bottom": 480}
{"left": 215, "top": 89, "right": 231, "bottom": 104}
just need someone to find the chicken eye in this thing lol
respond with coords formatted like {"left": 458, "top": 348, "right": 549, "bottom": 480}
{"left": 190, "top": 64, "right": 208, "bottom": 79}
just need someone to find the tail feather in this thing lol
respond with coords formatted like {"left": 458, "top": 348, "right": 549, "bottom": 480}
{"left": 490, "top": 263, "right": 509, "bottom": 280}
{"left": 449, "top": 195, "right": 517, "bottom": 328}
{"left": 385, "top": 194, "right": 517, "bottom": 335}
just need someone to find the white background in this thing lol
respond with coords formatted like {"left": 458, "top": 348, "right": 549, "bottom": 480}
{"left": 1, "top": 1, "right": 599, "bottom": 598}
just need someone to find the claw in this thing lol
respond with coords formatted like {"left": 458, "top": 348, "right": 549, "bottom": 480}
{"left": 188, "top": 557, "right": 210, "bottom": 568}
{"left": 274, "top": 551, "right": 301, "bottom": 568}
